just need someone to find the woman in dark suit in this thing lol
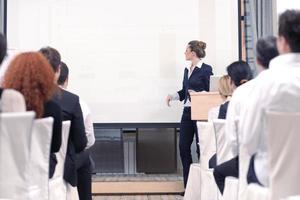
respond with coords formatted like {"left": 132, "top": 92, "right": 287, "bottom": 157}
{"left": 3, "top": 52, "right": 62, "bottom": 178}
{"left": 166, "top": 40, "right": 213, "bottom": 191}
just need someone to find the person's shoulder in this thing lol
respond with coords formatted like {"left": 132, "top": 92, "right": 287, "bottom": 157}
{"left": 200, "top": 63, "right": 213, "bottom": 74}
{"left": 45, "top": 99, "right": 61, "bottom": 110}
{"left": 61, "top": 89, "right": 80, "bottom": 102}
{"left": 202, "top": 63, "right": 213, "bottom": 70}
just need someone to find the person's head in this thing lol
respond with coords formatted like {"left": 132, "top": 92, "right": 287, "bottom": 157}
{"left": 0, "top": 33, "right": 7, "bottom": 65}
{"left": 185, "top": 40, "right": 206, "bottom": 61}
{"left": 57, "top": 61, "right": 69, "bottom": 88}
{"left": 256, "top": 36, "right": 279, "bottom": 72}
{"left": 39, "top": 46, "right": 61, "bottom": 82}
{"left": 3, "top": 52, "right": 56, "bottom": 118}
{"left": 227, "top": 61, "right": 253, "bottom": 90}
{"left": 277, "top": 9, "right": 300, "bottom": 54}
{"left": 218, "top": 75, "right": 233, "bottom": 101}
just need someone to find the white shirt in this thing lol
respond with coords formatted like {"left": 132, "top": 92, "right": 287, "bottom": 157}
{"left": 240, "top": 53, "right": 300, "bottom": 186}
{"left": 79, "top": 99, "right": 95, "bottom": 149}
{"left": 170, "top": 61, "right": 203, "bottom": 107}
{"left": 225, "top": 79, "right": 256, "bottom": 158}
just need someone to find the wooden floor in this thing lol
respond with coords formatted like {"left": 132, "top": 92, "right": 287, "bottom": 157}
{"left": 92, "top": 174, "right": 184, "bottom": 195}
{"left": 93, "top": 195, "right": 183, "bottom": 200}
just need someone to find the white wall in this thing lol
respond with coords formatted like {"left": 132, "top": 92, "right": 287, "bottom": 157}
{"left": 6, "top": 0, "right": 238, "bottom": 123}
{"left": 199, "top": 0, "right": 239, "bottom": 76}
{"left": 277, "top": 0, "right": 300, "bottom": 14}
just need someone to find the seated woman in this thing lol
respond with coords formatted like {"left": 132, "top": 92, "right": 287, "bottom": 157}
{"left": 208, "top": 75, "right": 232, "bottom": 120}
{"left": 3, "top": 52, "right": 62, "bottom": 178}
{"left": 208, "top": 75, "right": 232, "bottom": 168}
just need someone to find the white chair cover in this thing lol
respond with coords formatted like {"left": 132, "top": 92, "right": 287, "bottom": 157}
{"left": 266, "top": 111, "right": 300, "bottom": 200}
{"left": 27, "top": 117, "right": 54, "bottom": 200}
{"left": 66, "top": 184, "right": 79, "bottom": 200}
{"left": 197, "top": 121, "right": 216, "bottom": 168}
{"left": 49, "top": 121, "right": 71, "bottom": 200}
{"left": 282, "top": 195, "right": 300, "bottom": 200}
{"left": 213, "top": 119, "right": 233, "bottom": 165}
{"left": 200, "top": 168, "right": 218, "bottom": 200}
{"left": 223, "top": 177, "right": 238, "bottom": 200}
{"left": 184, "top": 163, "right": 201, "bottom": 200}
{"left": 196, "top": 122, "right": 218, "bottom": 200}
{"left": 245, "top": 183, "right": 269, "bottom": 200}
{"left": 0, "top": 112, "right": 35, "bottom": 199}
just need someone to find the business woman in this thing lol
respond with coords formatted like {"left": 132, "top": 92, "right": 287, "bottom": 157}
{"left": 166, "top": 40, "right": 213, "bottom": 190}
{"left": 3, "top": 52, "right": 62, "bottom": 178}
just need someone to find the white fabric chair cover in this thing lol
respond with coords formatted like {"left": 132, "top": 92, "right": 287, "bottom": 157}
{"left": 49, "top": 121, "right": 71, "bottom": 200}
{"left": 27, "top": 117, "right": 54, "bottom": 200}
{"left": 266, "top": 111, "right": 300, "bottom": 200}
{"left": 282, "top": 195, "right": 300, "bottom": 200}
{"left": 195, "top": 122, "right": 218, "bottom": 200}
{"left": 212, "top": 119, "right": 233, "bottom": 165}
{"left": 0, "top": 112, "right": 35, "bottom": 199}
{"left": 184, "top": 163, "right": 201, "bottom": 200}
{"left": 223, "top": 177, "right": 238, "bottom": 200}
{"left": 200, "top": 168, "right": 218, "bottom": 200}
{"left": 197, "top": 121, "right": 216, "bottom": 168}
{"left": 245, "top": 183, "right": 269, "bottom": 200}
{"left": 66, "top": 184, "right": 79, "bottom": 200}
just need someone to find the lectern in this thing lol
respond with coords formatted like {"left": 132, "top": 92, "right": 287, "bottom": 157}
{"left": 190, "top": 92, "right": 223, "bottom": 121}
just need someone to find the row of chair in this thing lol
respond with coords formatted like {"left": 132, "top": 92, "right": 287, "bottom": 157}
{"left": 184, "top": 111, "right": 300, "bottom": 200}
{"left": 0, "top": 111, "right": 78, "bottom": 200}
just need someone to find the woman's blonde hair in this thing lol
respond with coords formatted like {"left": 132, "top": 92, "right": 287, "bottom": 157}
{"left": 218, "top": 75, "right": 232, "bottom": 99}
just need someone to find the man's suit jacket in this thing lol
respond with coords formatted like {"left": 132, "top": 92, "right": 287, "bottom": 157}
{"left": 177, "top": 63, "right": 213, "bottom": 102}
{"left": 53, "top": 88, "right": 87, "bottom": 186}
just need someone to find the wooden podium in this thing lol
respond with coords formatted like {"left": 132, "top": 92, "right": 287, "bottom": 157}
{"left": 190, "top": 92, "right": 223, "bottom": 121}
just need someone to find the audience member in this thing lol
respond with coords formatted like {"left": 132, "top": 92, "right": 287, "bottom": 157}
{"left": 241, "top": 9, "right": 300, "bottom": 187}
{"left": 39, "top": 47, "right": 91, "bottom": 200}
{"left": 213, "top": 35, "right": 279, "bottom": 192}
{"left": 208, "top": 75, "right": 232, "bottom": 168}
{"left": 2, "top": 52, "right": 62, "bottom": 178}
{"left": 213, "top": 61, "right": 252, "bottom": 194}
{"left": 58, "top": 61, "right": 95, "bottom": 149}
{"left": 208, "top": 75, "right": 232, "bottom": 120}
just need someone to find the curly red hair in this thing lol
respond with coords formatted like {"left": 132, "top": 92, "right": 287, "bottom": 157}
{"left": 3, "top": 52, "right": 56, "bottom": 118}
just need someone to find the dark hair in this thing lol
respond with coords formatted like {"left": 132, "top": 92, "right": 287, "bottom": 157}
{"left": 39, "top": 46, "right": 61, "bottom": 72}
{"left": 0, "top": 33, "right": 7, "bottom": 65}
{"left": 227, "top": 61, "right": 253, "bottom": 87}
{"left": 278, "top": 9, "right": 300, "bottom": 52}
{"left": 256, "top": 36, "right": 279, "bottom": 69}
{"left": 57, "top": 61, "right": 69, "bottom": 85}
{"left": 188, "top": 40, "right": 206, "bottom": 58}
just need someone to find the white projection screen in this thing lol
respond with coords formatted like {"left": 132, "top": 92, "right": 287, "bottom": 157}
{"left": 6, "top": 0, "right": 238, "bottom": 123}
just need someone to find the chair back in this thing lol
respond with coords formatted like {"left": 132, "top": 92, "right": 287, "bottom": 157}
{"left": 213, "top": 119, "right": 233, "bottom": 165}
{"left": 266, "top": 111, "right": 300, "bottom": 200}
{"left": 53, "top": 121, "right": 71, "bottom": 179}
{"left": 28, "top": 117, "right": 54, "bottom": 200}
{"left": 49, "top": 121, "right": 71, "bottom": 200}
{"left": 0, "top": 112, "right": 35, "bottom": 199}
{"left": 197, "top": 121, "right": 216, "bottom": 169}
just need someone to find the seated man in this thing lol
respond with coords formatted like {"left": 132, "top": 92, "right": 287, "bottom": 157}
{"left": 39, "top": 47, "right": 92, "bottom": 200}
{"left": 213, "top": 36, "right": 278, "bottom": 193}
{"left": 57, "top": 62, "right": 95, "bottom": 149}
{"left": 241, "top": 9, "right": 300, "bottom": 187}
